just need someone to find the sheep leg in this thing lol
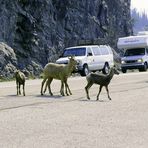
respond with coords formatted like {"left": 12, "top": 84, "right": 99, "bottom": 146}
{"left": 96, "top": 85, "right": 103, "bottom": 101}
{"left": 43, "top": 79, "right": 49, "bottom": 93}
{"left": 67, "top": 84, "right": 72, "bottom": 95}
{"left": 85, "top": 82, "right": 93, "bottom": 100}
{"left": 105, "top": 86, "right": 111, "bottom": 100}
{"left": 16, "top": 82, "right": 19, "bottom": 95}
{"left": 64, "top": 81, "right": 71, "bottom": 96}
{"left": 48, "top": 79, "right": 53, "bottom": 96}
{"left": 44, "top": 78, "right": 53, "bottom": 96}
{"left": 65, "top": 81, "right": 72, "bottom": 95}
{"left": 43, "top": 80, "right": 48, "bottom": 93}
{"left": 60, "top": 81, "right": 65, "bottom": 96}
{"left": 19, "top": 83, "right": 21, "bottom": 95}
{"left": 47, "top": 78, "right": 53, "bottom": 96}
{"left": 23, "top": 83, "right": 25, "bottom": 96}
{"left": 41, "top": 78, "right": 47, "bottom": 95}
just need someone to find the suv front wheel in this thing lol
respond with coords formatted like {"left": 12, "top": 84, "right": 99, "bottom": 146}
{"left": 122, "top": 68, "right": 127, "bottom": 73}
{"left": 80, "top": 64, "right": 89, "bottom": 76}
{"left": 102, "top": 63, "right": 110, "bottom": 74}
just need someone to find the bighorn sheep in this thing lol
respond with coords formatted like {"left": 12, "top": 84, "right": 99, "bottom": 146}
{"left": 41, "top": 56, "right": 77, "bottom": 96}
{"left": 15, "top": 70, "right": 26, "bottom": 96}
{"left": 85, "top": 67, "right": 119, "bottom": 101}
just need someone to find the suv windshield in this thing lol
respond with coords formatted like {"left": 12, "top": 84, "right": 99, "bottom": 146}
{"left": 124, "top": 48, "right": 145, "bottom": 56}
{"left": 62, "top": 48, "right": 86, "bottom": 57}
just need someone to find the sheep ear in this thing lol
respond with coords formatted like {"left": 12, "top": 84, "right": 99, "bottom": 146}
{"left": 113, "top": 65, "right": 117, "bottom": 69}
{"left": 68, "top": 56, "right": 73, "bottom": 59}
{"left": 15, "top": 69, "right": 18, "bottom": 73}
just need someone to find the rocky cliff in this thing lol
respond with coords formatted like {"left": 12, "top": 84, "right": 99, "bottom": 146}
{"left": 0, "top": 0, "right": 132, "bottom": 78}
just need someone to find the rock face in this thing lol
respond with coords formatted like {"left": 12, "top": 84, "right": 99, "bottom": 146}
{"left": 0, "top": 0, "right": 132, "bottom": 77}
{"left": 0, "top": 42, "right": 17, "bottom": 78}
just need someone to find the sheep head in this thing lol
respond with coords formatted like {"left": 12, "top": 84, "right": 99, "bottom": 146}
{"left": 110, "top": 67, "right": 120, "bottom": 75}
{"left": 14, "top": 70, "right": 20, "bottom": 77}
{"left": 68, "top": 56, "right": 77, "bottom": 71}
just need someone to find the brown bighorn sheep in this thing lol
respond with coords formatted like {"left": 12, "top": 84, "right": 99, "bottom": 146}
{"left": 15, "top": 70, "right": 26, "bottom": 96}
{"left": 41, "top": 56, "right": 77, "bottom": 96}
{"left": 85, "top": 67, "right": 119, "bottom": 100}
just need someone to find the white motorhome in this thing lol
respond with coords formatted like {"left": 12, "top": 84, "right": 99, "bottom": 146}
{"left": 117, "top": 32, "right": 148, "bottom": 73}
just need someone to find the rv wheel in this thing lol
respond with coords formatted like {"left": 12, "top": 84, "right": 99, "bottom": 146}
{"left": 122, "top": 68, "right": 127, "bottom": 73}
{"left": 139, "top": 63, "right": 147, "bottom": 72}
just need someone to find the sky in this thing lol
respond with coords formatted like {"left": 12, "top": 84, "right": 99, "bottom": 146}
{"left": 131, "top": 0, "right": 148, "bottom": 14}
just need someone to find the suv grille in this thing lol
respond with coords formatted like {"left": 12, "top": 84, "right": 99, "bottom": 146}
{"left": 126, "top": 60, "right": 137, "bottom": 63}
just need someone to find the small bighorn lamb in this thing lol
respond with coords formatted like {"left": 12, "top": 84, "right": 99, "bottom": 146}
{"left": 41, "top": 56, "right": 77, "bottom": 96}
{"left": 15, "top": 70, "right": 26, "bottom": 96}
{"left": 85, "top": 67, "right": 119, "bottom": 101}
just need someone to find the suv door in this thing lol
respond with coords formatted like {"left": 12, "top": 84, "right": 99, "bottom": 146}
{"left": 99, "top": 46, "right": 110, "bottom": 68}
{"left": 86, "top": 47, "right": 95, "bottom": 71}
{"left": 91, "top": 46, "right": 103, "bottom": 70}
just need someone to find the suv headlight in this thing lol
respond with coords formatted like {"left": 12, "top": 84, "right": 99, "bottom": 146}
{"left": 121, "top": 60, "right": 125, "bottom": 64}
{"left": 77, "top": 59, "right": 82, "bottom": 65}
{"left": 137, "top": 59, "right": 143, "bottom": 63}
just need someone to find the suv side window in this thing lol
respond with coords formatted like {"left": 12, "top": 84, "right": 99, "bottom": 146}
{"left": 100, "top": 46, "right": 109, "bottom": 55}
{"left": 108, "top": 47, "right": 113, "bottom": 54}
{"left": 87, "top": 47, "right": 93, "bottom": 56}
{"left": 146, "top": 48, "right": 148, "bottom": 55}
{"left": 92, "top": 47, "right": 101, "bottom": 55}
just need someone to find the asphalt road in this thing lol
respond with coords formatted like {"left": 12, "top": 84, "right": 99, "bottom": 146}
{"left": 0, "top": 72, "right": 148, "bottom": 148}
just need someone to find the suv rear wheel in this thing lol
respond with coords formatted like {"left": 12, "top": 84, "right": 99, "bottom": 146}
{"left": 80, "top": 64, "right": 89, "bottom": 76}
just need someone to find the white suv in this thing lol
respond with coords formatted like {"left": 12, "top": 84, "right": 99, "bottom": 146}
{"left": 56, "top": 45, "right": 114, "bottom": 76}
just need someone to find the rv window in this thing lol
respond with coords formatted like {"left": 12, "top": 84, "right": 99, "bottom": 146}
{"left": 124, "top": 48, "right": 145, "bottom": 56}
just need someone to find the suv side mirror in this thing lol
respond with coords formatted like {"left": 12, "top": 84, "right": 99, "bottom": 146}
{"left": 87, "top": 53, "right": 92, "bottom": 56}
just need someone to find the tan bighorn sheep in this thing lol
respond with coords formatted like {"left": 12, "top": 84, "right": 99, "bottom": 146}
{"left": 85, "top": 67, "right": 119, "bottom": 101}
{"left": 15, "top": 70, "right": 26, "bottom": 96}
{"left": 41, "top": 56, "right": 77, "bottom": 96}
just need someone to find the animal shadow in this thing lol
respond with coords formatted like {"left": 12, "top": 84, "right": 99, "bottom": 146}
{"left": 36, "top": 94, "right": 63, "bottom": 99}
{"left": 80, "top": 98, "right": 111, "bottom": 102}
